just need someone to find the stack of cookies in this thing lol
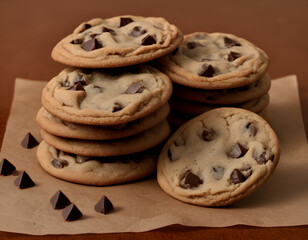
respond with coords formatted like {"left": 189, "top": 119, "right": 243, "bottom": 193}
{"left": 36, "top": 15, "right": 183, "bottom": 185}
{"left": 158, "top": 32, "right": 270, "bottom": 127}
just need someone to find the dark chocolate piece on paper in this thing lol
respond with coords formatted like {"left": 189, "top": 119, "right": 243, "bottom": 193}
{"left": 14, "top": 171, "right": 35, "bottom": 189}
{"left": 62, "top": 203, "right": 83, "bottom": 221}
{"left": 21, "top": 132, "right": 39, "bottom": 149}
{"left": 50, "top": 190, "right": 71, "bottom": 209}
{"left": 0, "top": 158, "right": 16, "bottom": 176}
{"left": 94, "top": 195, "right": 114, "bottom": 214}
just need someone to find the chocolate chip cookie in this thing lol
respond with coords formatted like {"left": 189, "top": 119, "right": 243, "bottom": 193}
{"left": 159, "top": 32, "right": 269, "bottom": 89}
{"left": 52, "top": 15, "right": 183, "bottom": 68}
{"left": 157, "top": 107, "right": 280, "bottom": 206}
{"left": 41, "top": 65, "right": 172, "bottom": 125}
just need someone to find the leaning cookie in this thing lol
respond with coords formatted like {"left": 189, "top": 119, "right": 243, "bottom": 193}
{"left": 159, "top": 32, "right": 269, "bottom": 89}
{"left": 42, "top": 65, "right": 172, "bottom": 125}
{"left": 36, "top": 103, "right": 170, "bottom": 140}
{"left": 37, "top": 141, "right": 157, "bottom": 185}
{"left": 52, "top": 15, "right": 183, "bottom": 68}
{"left": 157, "top": 108, "right": 280, "bottom": 206}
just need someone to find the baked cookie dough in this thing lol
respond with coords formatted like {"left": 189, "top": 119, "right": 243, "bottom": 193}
{"left": 159, "top": 32, "right": 269, "bottom": 89}
{"left": 52, "top": 15, "right": 183, "bottom": 68}
{"left": 42, "top": 65, "right": 172, "bottom": 125}
{"left": 157, "top": 107, "right": 280, "bottom": 206}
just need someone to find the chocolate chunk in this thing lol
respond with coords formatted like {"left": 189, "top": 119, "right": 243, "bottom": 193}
{"left": 102, "top": 26, "right": 116, "bottom": 35}
{"left": 94, "top": 195, "right": 114, "bottom": 214}
{"left": 228, "top": 51, "right": 241, "bottom": 61}
{"left": 181, "top": 171, "right": 203, "bottom": 189}
{"left": 211, "top": 166, "right": 225, "bottom": 180}
{"left": 130, "top": 26, "right": 147, "bottom": 37}
{"left": 74, "top": 74, "right": 87, "bottom": 85}
{"left": 112, "top": 102, "right": 123, "bottom": 112}
{"left": 14, "top": 171, "right": 35, "bottom": 189}
{"left": 82, "top": 23, "right": 92, "bottom": 32}
{"left": 81, "top": 38, "right": 103, "bottom": 51}
{"left": 62, "top": 203, "right": 83, "bottom": 221}
{"left": 224, "top": 37, "right": 241, "bottom": 47}
{"left": 70, "top": 38, "right": 83, "bottom": 44}
{"left": 50, "top": 190, "right": 71, "bottom": 209}
{"left": 125, "top": 82, "right": 144, "bottom": 94}
{"left": 246, "top": 122, "right": 258, "bottom": 137}
{"left": 120, "top": 17, "right": 133, "bottom": 27}
{"left": 201, "top": 129, "right": 216, "bottom": 142}
{"left": 230, "top": 169, "right": 245, "bottom": 184}
{"left": 141, "top": 35, "right": 156, "bottom": 45}
{"left": 229, "top": 143, "right": 248, "bottom": 158}
{"left": 253, "top": 151, "right": 273, "bottom": 164}
{"left": 21, "top": 132, "right": 39, "bottom": 149}
{"left": 51, "top": 158, "right": 69, "bottom": 168}
{"left": 68, "top": 82, "right": 85, "bottom": 91}
{"left": 0, "top": 158, "right": 16, "bottom": 176}
{"left": 187, "top": 41, "right": 202, "bottom": 49}
{"left": 198, "top": 64, "right": 215, "bottom": 77}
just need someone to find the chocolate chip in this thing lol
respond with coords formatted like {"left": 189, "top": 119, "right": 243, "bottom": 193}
{"left": 68, "top": 82, "right": 85, "bottom": 91}
{"left": 130, "top": 26, "right": 147, "bottom": 37}
{"left": 51, "top": 158, "right": 69, "bottom": 168}
{"left": 62, "top": 203, "right": 83, "bottom": 221}
{"left": 228, "top": 51, "right": 241, "bottom": 61}
{"left": 70, "top": 38, "right": 83, "bottom": 44}
{"left": 230, "top": 169, "right": 245, "bottom": 184}
{"left": 211, "top": 166, "right": 225, "bottom": 180}
{"left": 82, "top": 23, "right": 92, "bottom": 32}
{"left": 198, "top": 64, "right": 215, "bottom": 77}
{"left": 0, "top": 158, "right": 16, "bottom": 176}
{"left": 253, "top": 151, "right": 273, "bottom": 165}
{"left": 50, "top": 190, "right": 71, "bottom": 209}
{"left": 81, "top": 38, "right": 103, "bottom": 51}
{"left": 141, "top": 35, "right": 156, "bottom": 45}
{"left": 246, "top": 122, "right": 258, "bottom": 137}
{"left": 229, "top": 143, "right": 248, "bottom": 158}
{"left": 180, "top": 171, "right": 203, "bottom": 189}
{"left": 125, "top": 82, "right": 144, "bottom": 94}
{"left": 74, "top": 74, "right": 87, "bottom": 85}
{"left": 224, "top": 37, "right": 241, "bottom": 47}
{"left": 14, "top": 171, "right": 35, "bottom": 189}
{"left": 112, "top": 102, "right": 123, "bottom": 112}
{"left": 201, "top": 129, "right": 216, "bottom": 142}
{"left": 187, "top": 41, "right": 202, "bottom": 49}
{"left": 94, "top": 195, "right": 114, "bottom": 214}
{"left": 21, "top": 132, "right": 39, "bottom": 149}
{"left": 120, "top": 17, "right": 133, "bottom": 27}
{"left": 102, "top": 26, "right": 116, "bottom": 35}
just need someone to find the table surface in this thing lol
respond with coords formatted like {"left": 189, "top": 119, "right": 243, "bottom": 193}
{"left": 0, "top": 0, "right": 307, "bottom": 239}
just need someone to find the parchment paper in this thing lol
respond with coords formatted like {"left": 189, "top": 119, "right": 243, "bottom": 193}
{"left": 0, "top": 75, "right": 307, "bottom": 235}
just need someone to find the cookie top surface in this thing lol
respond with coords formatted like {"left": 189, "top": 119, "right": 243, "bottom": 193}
{"left": 159, "top": 32, "right": 269, "bottom": 89}
{"left": 51, "top": 15, "right": 183, "bottom": 68}
{"left": 37, "top": 141, "right": 157, "bottom": 185}
{"left": 42, "top": 65, "right": 172, "bottom": 125}
{"left": 157, "top": 108, "right": 280, "bottom": 206}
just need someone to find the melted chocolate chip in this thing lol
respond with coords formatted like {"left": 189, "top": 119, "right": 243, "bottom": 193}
{"left": 230, "top": 169, "right": 246, "bottom": 184}
{"left": 50, "top": 190, "right": 71, "bottom": 209}
{"left": 62, "top": 203, "right": 83, "bottom": 221}
{"left": 81, "top": 38, "right": 103, "bottom": 51}
{"left": 73, "top": 74, "right": 87, "bottom": 85}
{"left": 14, "top": 171, "right": 35, "bottom": 189}
{"left": 120, "top": 17, "right": 133, "bottom": 27}
{"left": 102, "top": 27, "right": 116, "bottom": 35}
{"left": 180, "top": 171, "right": 203, "bottom": 189}
{"left": 246, "top": 122, "right": 258, "bottom": 137}
{"left": 51, "top": 158, "right": 69, "bottom": 168}
{"left": 224, "top": 37, "right": 241, "bottom": 47}
{"left": 201, "top": 129, "right": 216, "bottom": 142}
{"left": 228, "top": 51, "right": 241, "bottom": 61}
{"left": 141, "top": 35, "right": 156, "bottom": 45}
{"left": 229, "top": 143, "right": 248, "bottom": 158}
{"left": 187, "top": 41, "right": 202, "bottom": 49}
{"left": 0, "top": 158, "right": 16, "bottom": 176}
{"left": 198, "top": 64, "right": 215, "bottom": 77}
{"left": 125, "top": 82, "right": 144, "bottom": 94}
{"left": 94, "top": 195, "right": 114, "bottom": 214}
{"left": 71, "top": 38, "right": 83, "bottom": 44}
{"left": 68, "top": 82, "right": 85, "bottom": 91}
{"left": 211, "top": 166, "right": 225, "bottom": 180}
{"left": 130, "top": 26, "right": 147, "bottom": 37}
{"left": 21, "top": 132, "right": 39, "bottom": 149}
{"left": 112, "top": 102, "right": 123, "bottom": 112}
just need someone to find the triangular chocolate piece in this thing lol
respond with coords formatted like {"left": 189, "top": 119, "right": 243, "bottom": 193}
{"left": 94, "top": 195, "right": 114, "bottom": 214}
{"left": 21, "top": 132, "right": 39, "bottom": 149}
{"left": 62, "top": 203, "right": 83, "bottom": 221}
{"left": 14, "top": 171, "right": 35, "bottom": 189}
{"left": 50, "top": 190, "right": 71, "bottom": 209}
{"left": 0, "top": 158, "right": 16, "bottom": 176}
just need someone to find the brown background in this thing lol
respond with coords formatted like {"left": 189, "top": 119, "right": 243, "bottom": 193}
{"left": 0, "top": 0, "right": 307, "bottom": 239}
